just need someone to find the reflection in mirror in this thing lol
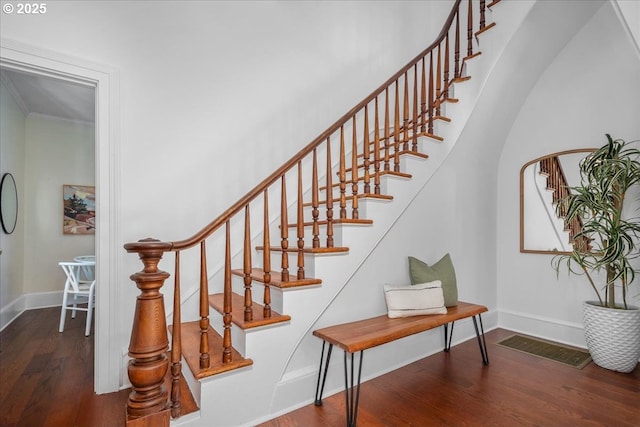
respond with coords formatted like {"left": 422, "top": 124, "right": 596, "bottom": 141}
{"left": 520, "top": 149, "right": 595, "bottom": 254}
{"left": 1, "top": 173, "right": 18, "bottom": 234}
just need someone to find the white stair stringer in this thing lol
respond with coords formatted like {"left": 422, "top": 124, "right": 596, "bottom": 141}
{"left": 177, "top": 2, "right": 537, "bottom": 426}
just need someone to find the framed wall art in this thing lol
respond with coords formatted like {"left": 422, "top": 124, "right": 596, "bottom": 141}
{"left": 63, "top": 184, "right": 96, "bottom": 235}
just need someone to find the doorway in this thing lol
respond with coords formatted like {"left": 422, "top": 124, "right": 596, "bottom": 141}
{"left": 0, "top": 40, "right": 120, "bottom": 394}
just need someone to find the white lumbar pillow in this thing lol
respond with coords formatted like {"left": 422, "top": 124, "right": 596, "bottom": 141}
{"left": 384, "top": 280, "right": 447, "bottom": 318}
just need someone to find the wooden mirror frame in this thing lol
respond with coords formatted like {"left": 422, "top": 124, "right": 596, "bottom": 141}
{"left": 519, "top": 149, "right": 595, "bottom": 255}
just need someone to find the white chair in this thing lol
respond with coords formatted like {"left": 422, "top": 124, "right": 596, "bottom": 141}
{"left": 73, "top": 255, "right": 95, "bottom": 282}
{"left": 58, "top": 261, "right": 96, "bottom": 336}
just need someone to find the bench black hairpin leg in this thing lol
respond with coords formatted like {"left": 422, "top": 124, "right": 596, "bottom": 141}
{"left": 344, "top": 350, "right": 363, "bottom": 427}
{"left": 443, "top": 321, "right": 455, "bottom": 352}
{"left": 314, "top": 341, "right": 333, "bottom": 406}
{"left": 472, "top": 314, "right": 490, "bottom": 365}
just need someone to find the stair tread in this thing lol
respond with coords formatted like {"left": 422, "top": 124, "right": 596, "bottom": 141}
{"left": 231, "top": 268, "right": 322, "bottom": 288}
{"left": 351, "top": 145, "right": 434, "bottom": 168}
{"left": 169, "top": 322, "right": 253, "bottom": 380}
{"left": 209, "top": 292, "right": 291, "bottom": 329}
{"left": 398, "top": 150, "right": 430, "bottom": 159}
{"left": 327, "top": 170, "right": 412, "bottom": 187}
{"left": 285, "top": 218, "right": 374, "bottom": 228}
{"left": 161, "top": 351, "right": 199, "bottom": 417}
{"left": 476, "top": 21, "right": 496, "bottom": 37}
{"left": 302, "top": 193, "right": 393, "bottom": 207}
{"left": 256, "top": 245, "right": 349, "bottom": 254}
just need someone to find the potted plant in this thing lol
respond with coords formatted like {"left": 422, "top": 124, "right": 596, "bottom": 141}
{"left": 553, "top": 134, "right": 640, "bottom": 373}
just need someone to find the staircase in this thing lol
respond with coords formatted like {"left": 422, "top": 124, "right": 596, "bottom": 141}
{"left": 123, "top": 1, "right": 515, "bottom": 425}
{"left": 538, "top": 156, "right": 591, "bottom": 252}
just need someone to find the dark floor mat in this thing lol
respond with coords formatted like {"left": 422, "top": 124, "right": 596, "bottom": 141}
{"left": 496, "top": 334, "right": 592, "bottom": 369}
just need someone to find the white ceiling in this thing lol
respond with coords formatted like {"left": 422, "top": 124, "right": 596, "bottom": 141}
{"left": 0, "top": 68, "right": 95, "bottom": 123}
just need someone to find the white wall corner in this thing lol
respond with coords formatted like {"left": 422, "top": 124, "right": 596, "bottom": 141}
{"left": 0, "top": 295, "right": 25, "bottom": 331}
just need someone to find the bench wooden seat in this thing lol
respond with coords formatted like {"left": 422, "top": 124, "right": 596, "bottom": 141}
{"left": 312, "top": 301, "right": 489, "bottom": 426}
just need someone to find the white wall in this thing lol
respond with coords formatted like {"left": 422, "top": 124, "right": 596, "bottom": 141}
{"left": 616, "top": 0, "right": 640, "bottom": 52}
{"left": 0, "top": 79, "right": 26, "bottom": 327}
{"left": 0, "top": 84, "right": 95, "bottom": 328}
{"left": 24, "top": 114, "right": 95, "bottom": 294}
{"left": 497, "top": 2, "right": 640, "bottom": 346}
{"left": 1, "top": 0, "right": 457, "bottom": 389}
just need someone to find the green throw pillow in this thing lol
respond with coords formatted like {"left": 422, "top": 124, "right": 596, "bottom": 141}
{"left": 408, "top": 254, "right": 458, "bottom": 307}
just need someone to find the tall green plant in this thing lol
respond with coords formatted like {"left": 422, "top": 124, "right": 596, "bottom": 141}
{"left": 553, "top": 134, "right": 640, "bottom": 309}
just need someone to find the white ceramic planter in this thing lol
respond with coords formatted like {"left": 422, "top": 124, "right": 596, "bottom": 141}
{"left": 583, "top": 301, "right": 640, "bottom": 373}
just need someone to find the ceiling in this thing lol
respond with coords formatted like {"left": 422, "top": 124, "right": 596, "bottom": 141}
{"left": 0, "top": 68, "right": 95, "bottom": 123}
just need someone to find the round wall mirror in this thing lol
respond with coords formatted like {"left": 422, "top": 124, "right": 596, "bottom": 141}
{"left": 1, "top": 173, "right": 18, "bottom": 234}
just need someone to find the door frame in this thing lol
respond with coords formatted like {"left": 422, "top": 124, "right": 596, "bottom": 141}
{"left": 0, "top": 38, "right": 121, "bottom": 394}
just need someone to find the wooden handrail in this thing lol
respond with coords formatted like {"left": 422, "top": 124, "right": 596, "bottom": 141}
{"left": 124, "top": 1, "right": 498, "bottom": 423}
{"left": 169, "top": 0, "right": 466, "bottom": 252}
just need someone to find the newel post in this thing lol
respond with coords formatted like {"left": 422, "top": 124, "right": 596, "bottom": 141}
{"left": 124, "top": 238, "right": 172, "bottom": 426}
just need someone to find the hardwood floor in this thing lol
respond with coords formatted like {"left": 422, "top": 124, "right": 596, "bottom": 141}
{"left": 0, "top": 307, "right": 129, "bottom": 427}
{"left": 260, "top": 328, "right": 640, "bottom": 427}
{"left": 1, "top": 308, "right": 638, "bottom": 426}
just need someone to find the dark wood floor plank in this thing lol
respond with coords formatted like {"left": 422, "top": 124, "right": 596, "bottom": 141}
{"left": 0, "top": 307, "right": 197, "bottom": 427}
{"left": 259, "top": 328, "right": 640, "bottom": 427}
{"left": 0, "top": 307, "right": 127, "bottom": 427}
{"left": 2, "top": 308, "right": 639, "bottom": 426}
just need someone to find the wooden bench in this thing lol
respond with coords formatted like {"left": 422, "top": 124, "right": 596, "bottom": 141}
{"left": 312, "top": 301, "right": 489, "bottom": 426}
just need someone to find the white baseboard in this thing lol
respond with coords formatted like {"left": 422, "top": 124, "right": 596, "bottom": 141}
{"left": 0, "top": 291, "right": 63, "bottom": 331}
{"left": 498, "top": 308, "right": 586, "bottom": 349}
{"left": 24, "top": 290, "right": 63, "bottom": 310}
{"left": 0, "top": 295, "right": 25, "bottom": 332}
{"left": 249, "top": 309, "right": 500, "bottom": 427}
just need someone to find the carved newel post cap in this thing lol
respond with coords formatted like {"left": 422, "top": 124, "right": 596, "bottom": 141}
{"left": 124, "top": 237, "right": 173, "bottom": 253}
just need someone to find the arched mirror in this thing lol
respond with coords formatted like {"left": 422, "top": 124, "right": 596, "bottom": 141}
{"left": 1, "top": 173, "right": 18, "bottom": 234}
{"left": 520, "top": 149, "right": 595, "bottom": 254}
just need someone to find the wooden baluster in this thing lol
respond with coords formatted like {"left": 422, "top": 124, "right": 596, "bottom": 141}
{"left": 402, "top": 72, "right": 410, "bottom": 151}
{"left": 420, "top": 58, "right": 427, "bottom": 134}
{"left": 351, "top": 116, "right": 359, "bottom": 219}
{"left": 263, "top": 190, "right": 272, "bottom": 318}
{"left": 454, "top": 10, "right": 461, "bottom": 79}
{"left": 280, "top": 176, "right": 290, "bottom": 282}
{"left": 394, "top": 80, "right": 401, "bottom": 172}
{"left": 444, "top": 33, "right": 451, "bottom": 99}
{"left": 339, "top": 126, "right": 347, "bottom": 219}
{"left": 412, "top": 65, "right": 418, "bottom": 152}
{"left": 297, "top": 162, "right": 306, "bottom": 278}
{"left": 325, "top": 137, "right": 334, "bottom": 247}
{"left": 171, "top": 253, "right": 182, "bottom": 419}
{"left": 373, "top": 97, "right": 381, "bottom": 194}
{"left": 363, "top": 105, "right": 371, "bottom": 194}
{"left": 435, "top": 45, "right": 442, "bottom": 118}
{"left": 243, "top": 206, "right": 253, "bottom": 322}
{"left": 124, "top": 239, "right": 171, "bottom": 423}
{"left": 384, "top": 88, "right": 391, "bottom": 172}
{"left": 428, "top": 52, "right": 434, "bottom": 135}
{"left": 222, "top": 222, "right": 232, "bottom": 363}
{"left": 467, "top": 0, "right": 474, "bottom": 58}
{"left": 480, "top": 0, "right": 487, "bottom": 31}
{"left": 312, "top": 148, "right": 320, "bottom": 248}
{"left": 199, "top": 241, "right": 210, "bottom": 369}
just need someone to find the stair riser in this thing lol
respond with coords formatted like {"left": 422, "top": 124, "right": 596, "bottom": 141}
{"left": 231, "top": 279, "right": 286, "bottom": 315}
{"left": 209, "top": 311, "right": 248, "bottom": 357}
